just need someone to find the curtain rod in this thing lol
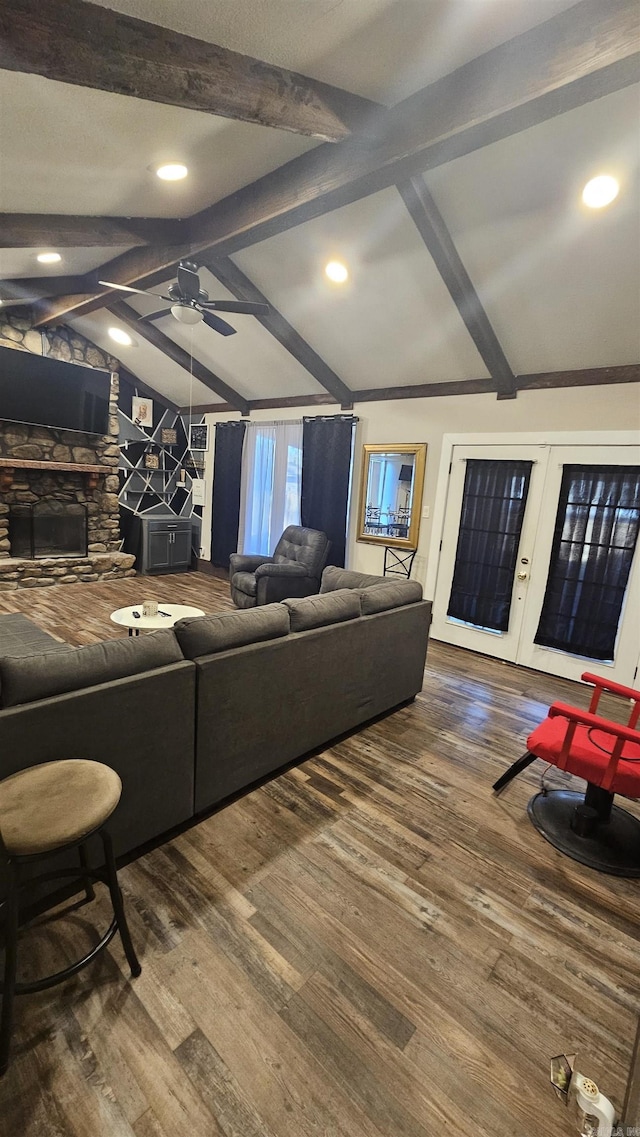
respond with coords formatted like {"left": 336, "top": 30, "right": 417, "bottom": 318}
{"left": 215, "top": 414, "right": 359, "bottom": 427}
{"left": 302, "top": 414, "right": 358, "bottom": 423}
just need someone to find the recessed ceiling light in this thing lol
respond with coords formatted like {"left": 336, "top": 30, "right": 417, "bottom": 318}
{"left": 37, "top": 252, "right": 62, "bottom": 264}
{"left": 156, "top": 163, "right": 188, "bottom": 181}
{"left": 582, "top": 175, "right": 619, "bottom": 209}
{"left": 108, "top": 326, "right": 134, "bottom": 347}
{"left": 325, "top": 260, "right": 349, "bottom": 284}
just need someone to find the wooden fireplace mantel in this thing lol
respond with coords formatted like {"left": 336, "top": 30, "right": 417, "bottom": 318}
{"left": 0, "top": 458, "right": 106, "bottom": 492}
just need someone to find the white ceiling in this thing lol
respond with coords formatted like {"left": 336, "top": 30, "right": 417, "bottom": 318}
{"left": 1, "top": 0, "right": 638, "bottom": 407}
{"left": 71, "top": 265, "right": 330, "bottom": 406}
{"left": 231, "top": 188, "right": 490, "bottom": 389}
{"left": 71, "top": 307, "right": 225, "bottom": 408}
{"left": 0, "top": 246, "right": 134, "bottom": 279}
{"left": 89, "top": 0, "right": 578, "bottom": 104}
{"left": 422, "top": 84, "right": 640, "bottom": 374}
{"left": 0, "top": 70, "right": 316, "bottom": 224}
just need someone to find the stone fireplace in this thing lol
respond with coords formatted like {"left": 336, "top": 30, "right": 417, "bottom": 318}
{"left": 0, "top": 318, "right": 135, "bottom": 590}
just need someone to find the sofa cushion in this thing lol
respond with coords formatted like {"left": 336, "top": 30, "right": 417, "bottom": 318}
{"left": 283, "top": 589, "right": 361, "bottom": 632}
{"left": 358, "top": 580, "right": 423, "bottom": 614}
{"left": 320, "top": 566, "right": 388, "bottom": 593}
{"left": 174, "top": 603, "right": 290, "bottom": 659}
{"left": 0, "top": 629, "right": 183, "bottom": 708}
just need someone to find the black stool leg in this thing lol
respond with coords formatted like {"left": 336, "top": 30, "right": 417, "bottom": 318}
{"left": 584, "top": 783, "right": 614, "bottom": 823}
{"left": 78, "top": 843, "right": 96, "bottom": 904}
{"left": 493, "top": 751, "right": 537, "bottom": 793}
{"left": 0, "top": 863, "right": 19, "bottom": 1076}
{"left": 100, "top": 831, "right": 141, "bottom": 978}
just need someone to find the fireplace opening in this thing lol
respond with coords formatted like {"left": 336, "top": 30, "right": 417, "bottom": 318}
{"left": 9, "top": 501, "right": 88, "bottom": 559}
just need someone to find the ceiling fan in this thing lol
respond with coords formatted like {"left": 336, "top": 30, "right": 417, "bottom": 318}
{"left": 99, "top": 261, "right": 268, "bottom": 337}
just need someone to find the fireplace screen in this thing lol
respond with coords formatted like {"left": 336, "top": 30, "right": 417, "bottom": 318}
{"left": 9, "top": 501, "right": 88, "bottom": 559}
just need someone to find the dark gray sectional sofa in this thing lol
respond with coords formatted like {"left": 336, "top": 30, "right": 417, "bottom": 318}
{"left": 0, "top": 568, "right": 431, "bottom": 865}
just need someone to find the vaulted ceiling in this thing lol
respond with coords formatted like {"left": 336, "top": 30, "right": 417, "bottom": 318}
{"left": 1, "top": 0, "right": 638, "bottom": 413}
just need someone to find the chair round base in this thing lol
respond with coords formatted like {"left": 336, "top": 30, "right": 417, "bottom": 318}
{"left": 527, "top": 790, "right": 640, "bottom": 877}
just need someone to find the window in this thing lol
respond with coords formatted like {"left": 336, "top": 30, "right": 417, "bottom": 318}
{"left": 535, "top": 464, "right": 640, "bottom": 660}
{"left": 447, "top": 458, "right": 533, "bottom": 632}
{"left": 239, "top": 421, "right": 303, "bottom": 554}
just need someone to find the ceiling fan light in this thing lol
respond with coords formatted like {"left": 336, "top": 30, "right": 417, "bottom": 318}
{"left": 171, "top": 304, "right": 202, "bottom": 325}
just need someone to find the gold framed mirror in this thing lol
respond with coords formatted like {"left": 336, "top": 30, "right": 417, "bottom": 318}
{"left": 356, "top": 443, "right": 427, "bottom": 548}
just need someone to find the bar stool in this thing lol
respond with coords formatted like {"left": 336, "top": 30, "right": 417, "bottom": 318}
{"left": 0, "top": 759, "right": 141, "bottom": 1075}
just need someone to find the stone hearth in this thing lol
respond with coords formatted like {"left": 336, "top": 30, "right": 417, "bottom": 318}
{"left": 0, "top": 551, "right": 135, "bottom": 590}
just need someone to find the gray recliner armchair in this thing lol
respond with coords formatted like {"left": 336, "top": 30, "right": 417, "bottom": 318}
{"left": 230, "top": 525, "right": 331, "bottom": 609}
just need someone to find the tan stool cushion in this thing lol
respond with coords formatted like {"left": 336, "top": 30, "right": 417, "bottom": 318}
{"left": 0, "top": 760, "right": 122, "bottom": 856}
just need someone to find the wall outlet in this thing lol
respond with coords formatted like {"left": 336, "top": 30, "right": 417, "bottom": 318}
{"left": 422, "top": 506, "right": 430, "bottom": 519}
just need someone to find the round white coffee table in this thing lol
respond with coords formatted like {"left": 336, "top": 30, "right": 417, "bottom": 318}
{"left": 110, "top": 603, "right": 205, "bottom": 636}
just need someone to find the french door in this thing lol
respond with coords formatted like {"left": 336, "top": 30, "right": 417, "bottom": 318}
{"left": 430, "top": 443, "right": 640, "bottom": 684}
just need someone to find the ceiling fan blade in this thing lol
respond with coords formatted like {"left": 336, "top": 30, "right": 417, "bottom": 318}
{"left": 138, "top": 308, "right": 171, "bottom": 323}
{"left": 202, "top": 311, "right": 237, "bottom": 337}
{"left": 98, "top": 280, "right": 172, "bottom": 301}
{"left": 199, "top": 300, "right": 268, "bottom": 315}
{"left": 177, "top": 262, "right": 200, "bottom": 302}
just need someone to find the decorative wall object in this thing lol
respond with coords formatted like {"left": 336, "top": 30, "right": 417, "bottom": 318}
{"left": 189, "top": 423, "right": 209, "bottom": 451}
{"left": 117, "top": 379, "right": 204, "bottom": 531}
{"left": 161, "top": 428, "right": 177, "bottom": 445}
{"left": 132, "top": 396, "right": 153, "bottom": 428}
{"left": 357, "top": 443, "right": 427, "bottom": 549}
{"left": 143, "top": 452, "right": 160, "bottom": 470}
{"left": 192, "top": 480, "right": 206, "bottom": 506}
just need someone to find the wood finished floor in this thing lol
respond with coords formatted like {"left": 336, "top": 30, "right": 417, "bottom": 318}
{"left": 0, "top": 572, "right": 638, "bottom": 1136}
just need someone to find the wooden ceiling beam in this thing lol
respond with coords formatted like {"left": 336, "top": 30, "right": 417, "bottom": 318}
{"left": 0, "top": 214, "right": 184, "bottom": 249}
{"left": 0, "top": 0, "right": 376, "bottom": 142}
{"left": 180, "top": 365, "right": 639, "bottom": 414}
{"left": 182, "top": 394, "right": 336, "bottom": 415}
{"left": 397, "top": 177, "right": 517, "bottom": 400}
{"left": 354, "top": 365, "right": 640, "bottom": 399}
{"left": 32, "top": 0, "right": 640, "bottom": 327}
{"left": 204, "top": 256, "right": 354, "bottom": 408}
{"left": 516, "top": 364, "right": 640, "bottom": 391}
{"left": 109, "top": 301, "right": 250, "bottom": 417}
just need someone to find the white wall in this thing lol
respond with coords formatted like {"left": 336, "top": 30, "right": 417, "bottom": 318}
{"left": 199, "top": 382, "right": 639, "bottom": 581}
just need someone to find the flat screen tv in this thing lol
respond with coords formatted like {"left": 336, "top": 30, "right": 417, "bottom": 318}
{"left": 0, "top": 345, "right": 111, "bottom": 435}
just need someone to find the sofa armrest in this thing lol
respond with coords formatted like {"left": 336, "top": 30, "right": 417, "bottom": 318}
{"left": 254, "top": 561, "right": 308, "bottom": 579}
{"left": 230, "top": 553, "right": 273, "bottom": 575}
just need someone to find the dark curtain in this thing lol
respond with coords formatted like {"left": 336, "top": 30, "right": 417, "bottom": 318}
{"left": 301, "top": 416, "right": 355, "bottom": 567}
{"left": 535, "top": 465, "right": 640, "bottom": 661}
{"left": 447, "top": 459, "right": 533, "bottom": 631}
{"left": 210, "top": 421, "right": 246, "bottom": 569}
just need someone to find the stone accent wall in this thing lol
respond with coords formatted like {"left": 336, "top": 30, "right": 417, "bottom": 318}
{"left": 0, "top": 311, "right": 116, "bottom": 369}
{"left": 0, "top": 309, "right": 135, "bottom": 589}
